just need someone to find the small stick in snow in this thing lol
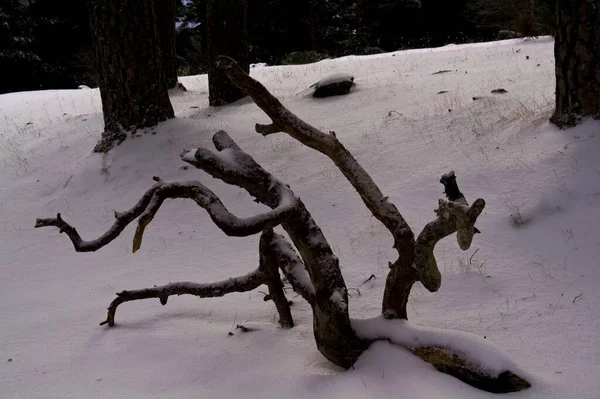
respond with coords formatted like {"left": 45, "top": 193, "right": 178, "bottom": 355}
{"left": 362, "top": 274, "right": 377, "bottom": 285}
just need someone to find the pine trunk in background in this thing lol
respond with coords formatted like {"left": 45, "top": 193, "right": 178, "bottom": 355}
{"left": 550, "top": 0, "right": 600, "bottom": 127}
{"left": 156, "top": 0, "right": 179, "bottom": 88}
{"left": 207, "top": 0, "right": 249, "bottom": 106}
{"left": 89, "top": 0, "right": 175, "bottom": 153}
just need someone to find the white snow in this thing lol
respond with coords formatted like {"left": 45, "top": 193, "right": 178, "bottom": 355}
{"left": 311, "top": 73, "right": 355, "bottom": 89}
{"left": 352, "top": 316, "right": 524, "bottom": 376}
{"left": 330, "top": 288, "right": 347, "bottom": 310}
{"left": 2, "top": 36, "right": 600, "bottom": 398}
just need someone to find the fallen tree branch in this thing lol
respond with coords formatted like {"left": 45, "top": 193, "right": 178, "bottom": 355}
{"left": 36, "top": 178, "right": 297, "bottom": 253}
{"left": 100, "top": 269, "right": 266, "bottom": 327}
{"left": 183, "top": 130, "right": 367, "bottom": 368}
{"left": 216, "top": 56, "right": 414, "bottom": 256}
{"left": 131, "top": 180, "right": 298, "bottom": 252}
{"left": 213, "top": 58, "right": 487, "bottom": 321}
{"left": 34, "top": 177, "right": 164, "bottom": 252}
{"left": 383, "top": 172, "right": 485, "bottom": 318}
{"left": 353, "top": 317, "right": 531, "bottom": 393}
{"left": 413, "top": 172, "right": 485, "bottom": 291}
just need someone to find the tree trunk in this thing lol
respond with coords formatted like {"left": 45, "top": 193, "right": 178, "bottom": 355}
{"left": 550, "top": 0, "right": 600, "bottom": 127}
{"left": 207, "top": 0, "right": 249, "bottom": 106}
{"left": 309, "top": 5, "right": 318, "bottom": 51}
{"left": 156, "top": 0, "right": 179, "bottom": 89}
{"left": 89, "top": 0, "right": 175, "bottom": 153}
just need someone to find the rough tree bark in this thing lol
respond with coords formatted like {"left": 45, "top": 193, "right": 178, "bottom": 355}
{"left": 36, "top": 59, "right": 530, "bottom": 393}
{"left": 550, "top": 0, "right": 600, "bottom": 127}
{"left": 207, "top": 0, "right": 249, "bottom": 106}
{"left": 89, "top": 0, "right": 175, "bottom": 153}
{"left": 156, "top": 0, "right": 179, "bottom": 89}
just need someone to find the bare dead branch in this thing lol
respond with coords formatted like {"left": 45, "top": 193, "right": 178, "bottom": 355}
{"left": 182, "top": 130, "right": 366, "bottom": 368}
{"left": 34, "top": 178, "right": 164, "bottom": 252}
{"left": 100, "top": 269, "right": 266, "bottom": 326}
{"left": 414, "top": 198, "right": 485, "bottom": 292}
{"left": 37, "top": 174, "right": 297, "bottom": 254}
{"left": 256, "top": 123, "right": 282, "bottom": 135}
{"left": 383, "top": 172, "right": 484, "bottom": 318}
{"left": 215, "top": 56, "right": 415, "bottom": 256}
{"left": 131, "top": 181, "right": 299, "bottom": 252}
{"left": 212, "top": 59, "right": 489, "bottom": 324}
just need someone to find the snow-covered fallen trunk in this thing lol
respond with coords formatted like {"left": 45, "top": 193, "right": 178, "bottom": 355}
{"left": 353, "top": 316, "right": 532, "bottom": 393}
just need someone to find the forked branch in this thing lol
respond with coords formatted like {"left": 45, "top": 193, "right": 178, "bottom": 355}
{"left": 216, "top": 56, "right": 415, "bottom": 257}
{"left": 36, "top": 178, "right": 298, "bottom": 254}
{"left": 214, "top": 57, "right": 485, "bottom": 319}
{"left": 34, "top": 177, "right": 164, "bottom": 252}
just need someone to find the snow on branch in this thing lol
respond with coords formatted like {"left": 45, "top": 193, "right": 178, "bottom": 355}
{"left": 260, "top": 229, "right": 315, "bottom": 306}
{"left": 34, "top": 177, "right": 164, "bottom": 252}
{"left": 352, "top": 316, "right": 531, "bottom": 393}
{"left": 215, "top": 56, "right": 414, "bottom": 255}
{"left": 36, "top": 176, "right": 298, "bottom": 254}
{"left": 131, "top": 180, "right": 298, "bottom": 252}
{"left": 100, "top": 269, "right": 267, "bottom": 327}
{"left": 183, "top": 130, "right": 364, "bottom": 367}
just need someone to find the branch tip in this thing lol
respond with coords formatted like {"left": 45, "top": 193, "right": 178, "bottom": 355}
{"left": 255, "top": 123, "right": 281, "bottom": 135}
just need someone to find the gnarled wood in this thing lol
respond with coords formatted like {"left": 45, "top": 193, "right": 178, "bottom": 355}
{"left": 35, "top": 177, "right": 164, "bottom": 252}
{"left": 36, "top": 63, "right": 528, "bottom": 391}
{"left": 215, "top": 56, "right": 415, "bottom": 255}
{"left": 412, "top": 347, "right": 530, "bottom": 393}
{"left": 214, "top": 57, "right": 487, "bottom": 320}
{"left": 35, "top": 177, "right": 297, "bottom": 253}
{"left": 182, "top": 130, "right": 368, "bottom": 368}
{"left": 100, "top": 270, "right": 266, "bottom": 327}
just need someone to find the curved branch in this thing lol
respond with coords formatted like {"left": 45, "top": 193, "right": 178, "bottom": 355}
{"left": 34, "top": 177, "right": 164, "bottom": 252}
{"left": 36, "top": 176, "right": 297, "bottom": 254}
{"left": 215, "top": 56, "right": 414, "bottom": 256}
{"left": 352, "top": 317, "right": 531, "bottom": 394}
{"left": 383, "top": 172, "right": 485, "bottom": 318}
{"left": 132, "top": 181, "right": 298, "bottom": 252}
{"left": 413, "top": 173, "right": 485, "bottom": 292}
{"left": 183, "top": 130, "right": 366, "bottom": 368}
{"left": 100, "top": 269, "right": 266, "bottom": 326}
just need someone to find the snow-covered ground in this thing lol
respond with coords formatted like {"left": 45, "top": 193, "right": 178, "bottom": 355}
{"left": 1, "top": 37, "right": 598, "bottom": 398}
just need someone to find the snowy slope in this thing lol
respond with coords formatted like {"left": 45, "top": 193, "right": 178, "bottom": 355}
{"left": 1, "top": 37, "right": 598, "bottom": 398}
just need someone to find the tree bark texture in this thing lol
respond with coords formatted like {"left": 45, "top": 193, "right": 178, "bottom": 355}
{"left": 551, "top": 0, "right": 600, "bottom": 127}
{"left": 155, "top": 0, "right": 179, "bottom": 88}
{"left": 89, "top": 0, "right": 175, "bottom": 152}
{"left": 207, "top": 0, "right": 249, "bottom": 106}
{"left": 183, "top": 132, "right": 369, "bottom": 368}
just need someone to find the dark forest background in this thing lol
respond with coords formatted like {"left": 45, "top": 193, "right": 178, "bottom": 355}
{"left": 1, "top": 0, "right": 554, "bottom": 94}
